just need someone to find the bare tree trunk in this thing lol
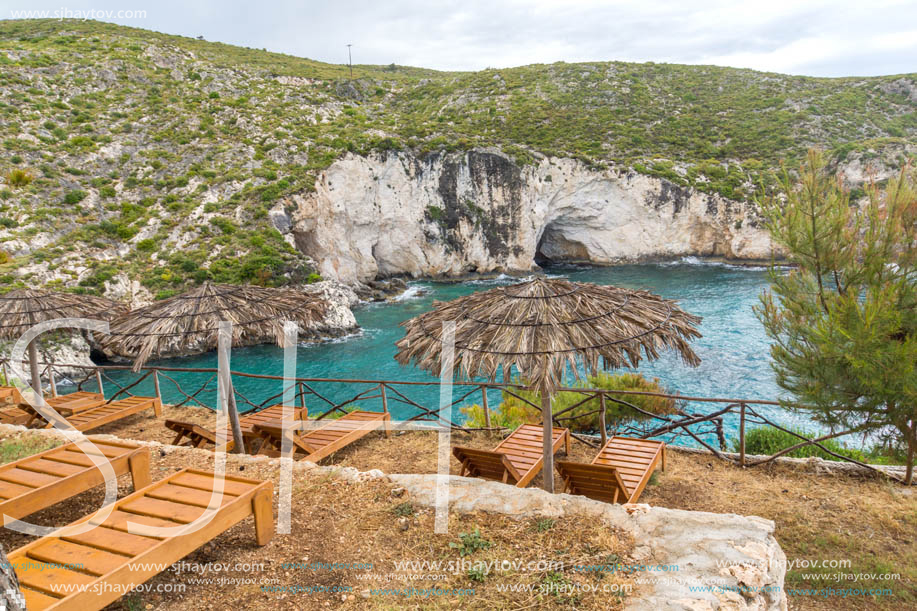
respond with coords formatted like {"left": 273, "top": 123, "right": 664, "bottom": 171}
{"left": 541, "top": 393, "right": 554, "bottom": 493}
{"left": 0, "top": 544, "right": 26, "bottom": 611}
{"left": 905, "top": 421, "right": 915, "bottom": 486}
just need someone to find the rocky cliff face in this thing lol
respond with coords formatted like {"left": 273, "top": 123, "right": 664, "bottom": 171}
{"left": 287, "top": 150, "right": 776, "bottom": 284}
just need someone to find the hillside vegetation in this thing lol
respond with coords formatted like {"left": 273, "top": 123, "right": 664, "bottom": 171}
{"left": 0, "top": 19, "right": 915, "bottom": 297}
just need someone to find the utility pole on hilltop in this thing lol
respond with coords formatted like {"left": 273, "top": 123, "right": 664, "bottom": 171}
{"left": 346, "top": 44, "right": 353, "bottom": 79}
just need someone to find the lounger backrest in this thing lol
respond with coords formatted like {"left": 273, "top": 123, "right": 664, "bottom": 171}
{"left": 18, "top": 396, "right": 161, "bottom": 431}
{"left": 494, "top": 423, "right": 570, "bottom": 488}
{"left": 253, "top": 410, "right": 390, "bottom": 461}
{"left": 452, "top": 424, "right": 570, "bottom": 488}
{"left": 452, "top": 446, "right": 523, "bottom": 484}
{"left": 66, "top": 396, "right": 162, "bottom": 432}
{"left": 46, "top": 391, "right": 104, "bottom": 407}
{"left": 592, "top": 436, "right": 665, "bottom": 503}
{"left": 555, "top": 461, "right": 629, "bottom": 504}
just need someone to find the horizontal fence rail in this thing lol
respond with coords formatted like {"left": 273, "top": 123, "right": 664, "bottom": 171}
{"left": 0, "top": 358, "right": 901, "bottom": 482}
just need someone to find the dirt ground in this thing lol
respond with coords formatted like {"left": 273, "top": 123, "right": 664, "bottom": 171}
{"left": 1, "top": 407, "right": 915, "bottom": 610}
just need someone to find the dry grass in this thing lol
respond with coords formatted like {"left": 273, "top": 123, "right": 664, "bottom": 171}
{"left": 3, "top": 409, "right": 915, "bottom": 610}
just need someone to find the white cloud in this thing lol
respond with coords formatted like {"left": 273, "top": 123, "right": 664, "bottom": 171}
{"left": 9, "top": 0, "right": 916, "bottom": 76}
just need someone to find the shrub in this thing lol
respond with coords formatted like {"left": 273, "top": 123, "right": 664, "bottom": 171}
{"left": 461, "top": 372, "right": 676, "bottom": 433}
{"left": 210, "top": 216, "right": 236, "bottom": 234}
{"left": 449, "top": 528, "right": 491, "bottom": 557}
{"left": 5, "top": 168, "right": 33, "bottom": 187}
{"left": 63, "top": 189, "right": 87, "bottom": 204}
{"left": 734, "top": 427, "right": 866, "bottom": 462}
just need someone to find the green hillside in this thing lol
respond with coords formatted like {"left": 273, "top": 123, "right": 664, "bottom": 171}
{"left": 0, "top": 19, "right": 914, "bottom": 295}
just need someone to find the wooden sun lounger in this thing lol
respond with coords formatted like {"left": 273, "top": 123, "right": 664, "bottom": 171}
{"left": 0, "top": 438, "right": 151, "bottom": 521}
{"left": 556, "top": 436, "right": 665, "bottom": 504}
{"left": 453, "top": 423, "right": 571, "bottom": 488}
{"left": 165, "top": 404, "right": 306, "bottom": 451}
{"left": 20, "top": 396, "right": 162, "bottom": 432}
{"left": 9, "top": 468, "right": 273, "bottom": 611}
{"left": 1, "top": 391, "right": 106, "bottom": 425}
{"left": 253, "top": 409, "right": 391, "bottom": 462}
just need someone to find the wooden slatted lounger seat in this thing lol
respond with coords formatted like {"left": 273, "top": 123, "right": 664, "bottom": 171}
{"left": 556, "top": 436, "right": 665, "bottom": 504}
{"left": 165, "top": 404, "right": 306, "bottom": 451}
{"left": 20, "top": 396, "right": 162, "bottom": 432}
{"left": 453, "top": 423, "right": 571, "bottom": 488}
{"left": 253, "top": 409, "right": 391, "bottom": 461}
{"left": 9, "top": 468, "right": 274, "bottom": 611}
{"left": 0, "top": 438, "right": 151, "bottom": 521}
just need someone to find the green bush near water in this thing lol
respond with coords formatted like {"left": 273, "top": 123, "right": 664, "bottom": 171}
{"left": 734, "top": 427, "right": 867, "bottom": 462}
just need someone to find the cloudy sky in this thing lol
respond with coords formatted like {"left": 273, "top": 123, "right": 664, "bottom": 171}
{"left": 7, "top": 0, "right": 917, "bottom": 76}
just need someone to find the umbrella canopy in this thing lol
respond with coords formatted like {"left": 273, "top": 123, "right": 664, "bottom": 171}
{"left": 394, "top": 276, "right": 702, "bottom": 493}
{"left": 99, "top": 282, "right": 327, "bottom": 371}
{"left": 0, "top": 289, "right": 126, "bottom": 339}
{"left": 395, "top": 276, "right": 702, "bottom": 394}
{"left": 0, "top": 288, "right": 127, "bottom": 394}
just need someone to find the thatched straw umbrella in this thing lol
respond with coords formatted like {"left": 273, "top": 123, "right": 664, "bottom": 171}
{"left": 99, "top": 282, "right": 328, "bottom": 371}
{"left": 0, "top": 289, "right": 126, "bottom": 398}
{"left": 98, "top": 282, "right": 327, "bottom": 452}
{"left": 395, "top": 276, "right": 702, "bottom": 492}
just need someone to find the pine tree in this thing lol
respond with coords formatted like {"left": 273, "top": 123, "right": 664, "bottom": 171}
{"left": 756, "top": 150, "right": 917, "bottom": 484}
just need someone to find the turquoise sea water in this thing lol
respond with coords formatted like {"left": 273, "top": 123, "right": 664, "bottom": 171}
{"left": 66, "top": 260, "right": 814, "bottom": 443}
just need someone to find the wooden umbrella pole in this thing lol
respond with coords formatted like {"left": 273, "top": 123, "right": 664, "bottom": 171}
{"left": 227, "top": 378, "right": 245, "bottom": 454}
{"left": 542, "top": 392, "right": 554, "bottom": 493}
{"left": 28, "top": 339, "right": 43, "bottom": 405}
{"left": 217, "top": 323, "right": 245, "bottom": 454}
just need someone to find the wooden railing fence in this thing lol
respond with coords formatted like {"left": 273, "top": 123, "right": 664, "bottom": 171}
{"left": 0, "top": 358, "right": 894, "bottom": 480}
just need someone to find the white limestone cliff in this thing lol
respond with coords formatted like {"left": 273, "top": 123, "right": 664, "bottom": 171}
{"left": 287, "top": 150, "right": 777, "bottom": 284}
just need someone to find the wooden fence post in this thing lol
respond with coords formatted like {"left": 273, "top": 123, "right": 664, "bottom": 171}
{"left": 481, "top": 385, "right": 491, "bottom": 428}
{"left": 1, "top": 361, "right": 8, "bottom": 385}
{"left": 599, "top": 392, "right": 608, "bottom": 446}
{"left": 95, "top": 370, "right": 105, "bottom": 399}
{"left": 380, "top": 383, "right": 389, "bottom": 414}
{"left": 298, "top": 382, "right": 307, "bottom": 411}
{"left": 739, "top": 403, "right": 746, "bottom": 467}
{"left": 153, "top": 370, "right": 162, "bottom": 403}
